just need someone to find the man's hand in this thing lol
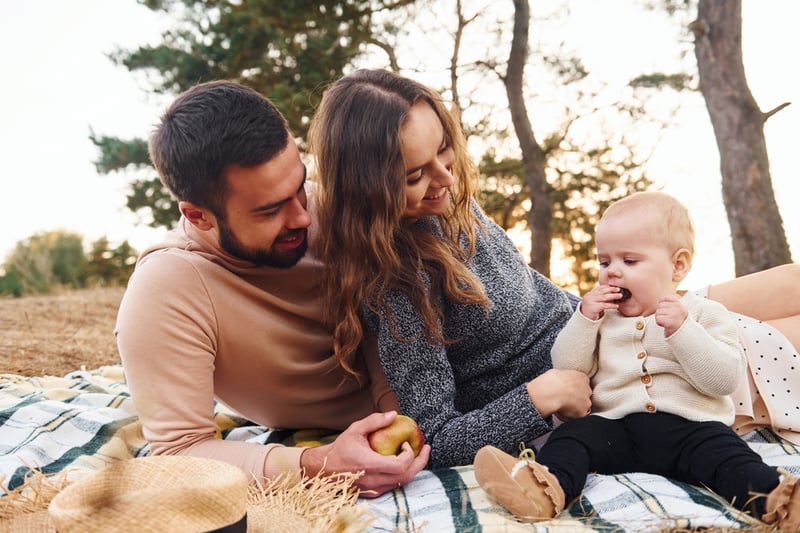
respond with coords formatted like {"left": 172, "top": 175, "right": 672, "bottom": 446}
{"left": 527, "top": 368, "right": 592, "bottom": 420}
{"left": 655, "top": 295, "right": 688, "bottom": 337}
{"left": 300, "top": 411, "right": 430, "bottom": 498}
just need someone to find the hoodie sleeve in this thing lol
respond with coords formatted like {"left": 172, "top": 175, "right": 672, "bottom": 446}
{"left": 115, "top": 250, "right": 305, "bottom": 480}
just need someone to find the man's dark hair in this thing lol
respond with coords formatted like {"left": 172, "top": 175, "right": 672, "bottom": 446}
{"left": 149, "top": 80, "right": 290, "bottom": 217}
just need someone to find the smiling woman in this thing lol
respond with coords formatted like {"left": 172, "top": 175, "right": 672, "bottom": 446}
{"left": 400, "top": 102, "right": 457, "bottom": 222}
{"left": 308, "top": 68, "right": 590, "bottom": 470}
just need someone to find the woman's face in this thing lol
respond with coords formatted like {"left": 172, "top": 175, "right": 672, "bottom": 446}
{"left": 399, "top": 102, "right": 455, "bottom": 221}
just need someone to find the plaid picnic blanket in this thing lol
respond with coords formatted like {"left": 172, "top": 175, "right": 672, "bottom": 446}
{"left": 2, "top": 366, "right": 799, "bottom": 532}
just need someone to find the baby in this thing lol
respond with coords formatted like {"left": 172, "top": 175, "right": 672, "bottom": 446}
{"left": 474, "top": 191, "right": 800, "bottom": 529}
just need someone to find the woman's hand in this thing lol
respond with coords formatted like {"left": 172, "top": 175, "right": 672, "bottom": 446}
{"left": 300, "top": 411, "right": 430, "bottom": 498}
{"left": 526, "top": 368, "right": 592, "bottom": 420}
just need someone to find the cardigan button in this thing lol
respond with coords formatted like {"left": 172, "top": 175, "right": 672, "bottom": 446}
{"left": 641, "top": 374, "right": 652, "bottom": 385}
{"left": 635, "top": 321, "right": 645, "bottom": 330}
{"left": 645, "top": 402, "right": 656, "bottom": 412}
{"left": 637, "top": 351, "right": 646, "bottom": 359}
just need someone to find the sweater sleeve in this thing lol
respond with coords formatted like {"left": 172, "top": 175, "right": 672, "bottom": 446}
{"left": 666, "top": 296, "right": 747, "bottom": 397}
{"left": 115, "top": 252, "right": 306, "bottom": 480}
{"left": 366, "top": 297, "right": 551, "bottom": 469}
{"left": 551, "top": 306, "right": 602, "bottom": 375}
{"left": 366, "top": 261, "right": 576, "bottom": 468}
{"left": 365, "top": 203, "right": 576, "bottom": 468}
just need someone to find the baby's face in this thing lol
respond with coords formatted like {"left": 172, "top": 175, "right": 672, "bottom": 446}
{"left": 596, "top": 215, "right": 680, "bottom": 317}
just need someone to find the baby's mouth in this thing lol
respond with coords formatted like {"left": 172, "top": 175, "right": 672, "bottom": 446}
{"left": 618, "top": 287, "right": 632, "bottom": 302}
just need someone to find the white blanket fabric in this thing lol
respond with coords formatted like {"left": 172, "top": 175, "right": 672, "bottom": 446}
{"left": 3, "top": 366, "right": 800, "bottom": 531}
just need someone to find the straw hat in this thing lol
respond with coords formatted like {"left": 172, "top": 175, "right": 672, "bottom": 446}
{"left": 1, "top": 456, "right": 372, "bottom": 533}
{"left": 48, "top": 456, "right": 248, "bottom": 533}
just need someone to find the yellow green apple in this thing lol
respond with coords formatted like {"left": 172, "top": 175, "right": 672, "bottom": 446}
{"left": 368, "top": 414, "right": 425, "bottom": 457}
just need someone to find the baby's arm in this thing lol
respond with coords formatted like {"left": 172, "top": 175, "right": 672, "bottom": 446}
{"left": 551, "top": 307, "right": 602, "bottom": 375}
{"left": 655, "top": 295, "right": 689, "bottom": 337}
{"left": 667, "top": 298, "right": 746, "bottom": 397}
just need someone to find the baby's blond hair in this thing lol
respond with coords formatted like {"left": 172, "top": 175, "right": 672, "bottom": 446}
{"left": 600, "top": 191, "right": 695, "bottom": 257}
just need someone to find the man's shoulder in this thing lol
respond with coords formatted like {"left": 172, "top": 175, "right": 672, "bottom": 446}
{"left": 134, "top": 245, "right": 203, "bottom": 278}
{"left": 138, "top": 244, "right": 204, "bottom": 268}
{"left": 127, "top": 245, "right": 222, "bottom": 299}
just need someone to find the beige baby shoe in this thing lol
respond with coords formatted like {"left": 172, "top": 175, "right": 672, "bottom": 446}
{"left": 474, "top": 445, "right": 564, "bottom": 522}
{"left": 763, "top": 473, "right": 800, "bottom": 531}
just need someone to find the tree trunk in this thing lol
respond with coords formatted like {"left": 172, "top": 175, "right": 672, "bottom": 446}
{"left": 504, "top": 0, "right": 552, "bottom": 276}
{"left": 693, "top": 0, "right": 792, "bottom": 275}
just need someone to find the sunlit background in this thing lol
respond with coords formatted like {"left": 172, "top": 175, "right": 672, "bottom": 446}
{"left": 1, "top": 0, "right": 796, "bottom": 291}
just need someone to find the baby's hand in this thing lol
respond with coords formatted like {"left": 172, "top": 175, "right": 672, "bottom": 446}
{"left": 655, "top": 296, "right": 688, "bottom": 336}
{"left": 580, "top": 285, "right": 626, "bottom": 321}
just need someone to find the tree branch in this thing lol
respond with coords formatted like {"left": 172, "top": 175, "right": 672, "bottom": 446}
{"left": 763, "top": 101, "right": 791, "bottom": 122}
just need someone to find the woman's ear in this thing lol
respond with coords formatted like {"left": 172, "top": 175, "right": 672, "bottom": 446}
{"left": 672, "top": 248, "right": 692, "bottom": 282}
{"left": 179, "top": 201, "right": 215, "bottom": 231}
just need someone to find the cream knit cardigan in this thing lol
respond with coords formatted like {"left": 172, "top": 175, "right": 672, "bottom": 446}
{"left": 552, "top": 291, "right": 746, "bottom": 425}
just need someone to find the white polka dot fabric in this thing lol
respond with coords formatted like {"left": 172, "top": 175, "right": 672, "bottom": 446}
{"left": 732, "top": 311, "right": 800, "bottom": 444}
{"left": 695, "top": 287, "right": 800, "bottom": 445}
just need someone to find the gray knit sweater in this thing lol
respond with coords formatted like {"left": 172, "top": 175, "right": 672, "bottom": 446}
{"left": 364, "top": 201, "right": 579, "bottom": 468}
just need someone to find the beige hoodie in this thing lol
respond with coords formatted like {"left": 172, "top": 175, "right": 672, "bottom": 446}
{"left": 115, "top": 214, "right": 385, "bottom": 479}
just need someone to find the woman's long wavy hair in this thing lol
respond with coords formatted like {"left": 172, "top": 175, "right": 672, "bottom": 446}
{"left": 309, "top": 69, "right": 490, "bottom": 373}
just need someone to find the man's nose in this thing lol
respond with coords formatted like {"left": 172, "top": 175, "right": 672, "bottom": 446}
{"left": 285, "top": 198, "right": 312, "bottom": 229}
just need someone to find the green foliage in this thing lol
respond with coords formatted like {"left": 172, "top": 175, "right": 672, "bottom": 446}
{"left": 89, "top": 131, "right": 178, "bottom": 228}
{"left": 90, "top": 132, "right": 152, "bottom": 174}
{"left": 478, "top": 140, "right": 654, "bottom": 294}
{"left": 0, "top": 232, "right": 138, "bottom": 297}
{"left": 123, "top": 177, "right": 180, "bottom": 228}
{"left": 3, "top": 233, "right": 62, "bottom": 294}
{"left": 96, "top": 0, "right": 411, "bottom": 229}
{"left": 49, "top": 233, "right": 89, "bottom": 288}
{"left": 0, "top": 268, "right": 24, "bottom": 297}
{"left": 113, "top": 0, "right": 378, "bottom": 134}
{"left": 85, "top": 237, "right": 138, "bottom": 286}
{"left": 629, "top": 72, "right": 694, "bottom": 91}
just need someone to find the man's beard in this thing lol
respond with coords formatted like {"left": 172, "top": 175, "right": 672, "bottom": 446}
{"left": 217, "top": 220, "right": 308, "bottom": 269}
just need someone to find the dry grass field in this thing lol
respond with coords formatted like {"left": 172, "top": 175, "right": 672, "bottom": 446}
{"left": 0, "top": 287, "right": 125, "bottom": 377}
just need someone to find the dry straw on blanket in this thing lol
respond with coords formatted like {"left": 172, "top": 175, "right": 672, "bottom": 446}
{"left": 0, "top": 469, "right": 66, "bottom": 533}
{"left": 247, "top": 470, "right": 372, "bottom": 533}
{"left": 0, "top": 456, "right": 372, "bottom": 533}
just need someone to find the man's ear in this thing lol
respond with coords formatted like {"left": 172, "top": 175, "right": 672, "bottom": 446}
{"left": 672, "top": 248, "right": 692, "bottom": 282}
{"left": 179, "top": 201, "right": 215, "bottom": 231}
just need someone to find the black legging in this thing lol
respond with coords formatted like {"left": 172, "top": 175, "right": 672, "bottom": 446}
{"left": 537, "top": 412, "right": 780, "bottom": 517}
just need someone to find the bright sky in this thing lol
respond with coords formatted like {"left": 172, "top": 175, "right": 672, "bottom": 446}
{"left": 0, "top": 0, "right": 169, "bottom": 262}
{"left": 1, "top": 0, "right": 797, "bottom": 290}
